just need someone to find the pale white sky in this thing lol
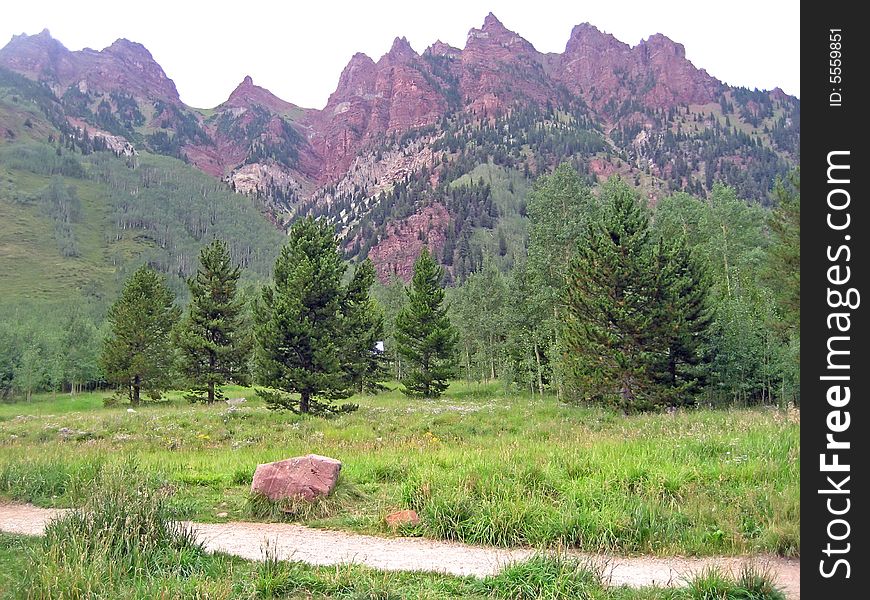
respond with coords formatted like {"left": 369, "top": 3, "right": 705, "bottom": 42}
{"left": 2, "top": 1, "right": 800, "bottom": 110}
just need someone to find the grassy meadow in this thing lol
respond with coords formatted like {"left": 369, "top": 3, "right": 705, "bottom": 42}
{"left": 0, "top": 382, "right": 799, "bottom": 558}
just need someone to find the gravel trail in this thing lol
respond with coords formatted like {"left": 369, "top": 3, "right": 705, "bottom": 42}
{"left": 0, "top": 503, "right": 799, "bottom": 598}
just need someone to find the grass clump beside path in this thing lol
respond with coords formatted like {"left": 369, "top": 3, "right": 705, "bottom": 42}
{"left": 0, "top": 382, "right": 800, "bottom": 557}
{"left": 11, "top": 463, "right": 208, "bottom": 597}
{"left": 1, "top": 512, "right": 787, "bottom": 599}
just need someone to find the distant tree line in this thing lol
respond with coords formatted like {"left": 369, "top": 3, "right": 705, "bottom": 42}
{"left": 2, "top": 163, "right": 799, "bottom": 412}
{"left": 426, "top": 164, "right": 800, "bottom": 408}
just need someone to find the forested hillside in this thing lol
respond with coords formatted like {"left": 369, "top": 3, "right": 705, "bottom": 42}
{"left": 0, "top": 16, "right": 799, "bottom": 406}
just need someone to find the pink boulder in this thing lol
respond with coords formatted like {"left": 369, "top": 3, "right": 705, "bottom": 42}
{"left": 251, "top": 454, "right": 342, "bottom": 502}
{"left": 385, "top": 509, "right": 421, "bottom": 529}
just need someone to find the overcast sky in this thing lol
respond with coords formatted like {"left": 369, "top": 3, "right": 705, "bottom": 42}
{"left": 2, "top": 0, "right": 800, "bottom": 109}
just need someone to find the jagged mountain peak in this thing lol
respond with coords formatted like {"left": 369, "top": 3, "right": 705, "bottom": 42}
{"left": 638, "top": 33, "right": 687, "bottom": 59}
{"left": 222, "top": 74, "right": 298, "bottom": 114}
{"left": 565, "top": 23, "right": 628, "bottom": 53}
{"left": 424, "top": 40, "right": 460, "bottom": 58}
{"left": 104, "top": 37, "right": 152, "bottom": 55}
{"left": 389, "top": 36, "right": 414, "bottom": 54}
{"left": 482, "top": 12, "right": 506, "bottom": 31}
{"left": 0, "top": 30, "right": 180, "bottom": 103}
{"left": 0, "top": 28, "right": 75, "bottom": 81}
{"left": 380, "top": 36, "right": 417, "bottom": 65}
{"left": 465, "top": 11, "right": 538, "bottom": 57}
{"left": 329, "top": 52, "right": 378, "bottom": 101}
{"left": 0, "top": 18, "right": 798, "bottom": 283}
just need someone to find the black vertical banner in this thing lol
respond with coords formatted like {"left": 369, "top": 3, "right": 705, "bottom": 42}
{"left": 803, "top": 3, "right": 868, "bottom": 598}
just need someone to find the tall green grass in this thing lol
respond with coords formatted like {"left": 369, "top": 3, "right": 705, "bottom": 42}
{"left": 0, "top": 383, "right": 799, "bottom": 557}
{"left": 16, "top": 463, "right": 208, "bottom": 597}
{"left": 0, "top": 531, "right": 787, "bottom": 600}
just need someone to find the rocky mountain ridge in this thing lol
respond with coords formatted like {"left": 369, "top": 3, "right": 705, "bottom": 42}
{"left": 0, "top": 14, "right": 799, "bottom": 280}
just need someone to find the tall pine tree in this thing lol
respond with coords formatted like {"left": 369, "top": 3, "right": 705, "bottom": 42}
{"left": 101, "top": 265, "right": 179, "bottom": 406}
{"left": 649, "top": 236, "right": 712, "bottom": 403}
{"left": 254, "top": 218, "right": 353, "bottom": 414}
{"left": 563, "top": 177, "right": 657, "bottom": 411}
{"left": 766, "top": 169, "right": 800, "bottom": 334}
{"left": 395, "top": 248, "right": 458, "bottom": 398}
{"left": 174, "top": 239, "right": 251, "bottom": 403}
{"left": 341, "top": 259, "right": 387, "bottom": 393}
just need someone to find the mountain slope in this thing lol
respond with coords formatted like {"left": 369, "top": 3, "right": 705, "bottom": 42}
{"left": 0, "top": 70, "right": 283, "bottom": 303}
{"left": 0, "top": 14, "right": 799, "bottom": 282}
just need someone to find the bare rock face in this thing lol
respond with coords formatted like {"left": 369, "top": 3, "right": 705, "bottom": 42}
{"left": 367, "top": 203, "right": 449, "bottom": 283}
{"left": 385, "top": 509, "right": 421, "bottom": 529}
{"left": 222, "top": 75, "right": 301, "bottom": 116}
{"left": 0, "top": 29, "right": 78, "bottom": 83}
{"left": 251, "top": 454, "right": 342, "bottom": 502}
{"left": 424, "top": 40, "right": 461, "bottom": 59}
{"left": 459, "top": 13, "right": 553, "bottom": 113}
{"left": 558, "top": 23, "right": 722, "bottom": 112}
{"left": 309, "top": 39, "right": 447, "bottom": 182}
{"left": 0, "top": 30, "right": 180, "bottom": 104}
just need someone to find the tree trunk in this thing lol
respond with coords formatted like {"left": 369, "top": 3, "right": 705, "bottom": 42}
{"left": 465, "top": 346, "right": 472, "bottom": 381}
{"left": 490, "top": 346, "right": 496, "bottom": 381}
{"left": 533, "top": 341, "right": 544, "bottom": 396}
{"left": 208, "top": 354, "right": 216, "bottom": 403}
{"left": 552, "top": 306, "right": 563, "bottom": 399}
{"left": 132, "top": 375, "right": 141, "bottom": 406}
{"left": 300, "top": 390, "right": 310, "bottom": 414}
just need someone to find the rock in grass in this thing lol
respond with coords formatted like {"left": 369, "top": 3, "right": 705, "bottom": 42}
{"left": 250, "top": 454, "right": 341, "bottom": 502}
{"left": 385, "top": 509, "right": 420, "bottom": 529}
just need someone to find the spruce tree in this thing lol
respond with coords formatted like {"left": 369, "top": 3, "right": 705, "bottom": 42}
{"left": 395, "top": 248, "right": 458, "bottom": 398}
{"left": 174, "top": 239, "right": 251, "bottom": 403}
{"left": 101, "top": 265, "right": 179, "bottom": 406}
{"left": 254, "top": 218, "right": 353, "bottom": 414}
{"left": 765, "top": 169, "right": 800, "bottom": 334}
{"left": 649, "top": 236, "right": 711, "bottom": 402}
{"left": 341, "top": 259, "right": 387, "bottom": 393}
{"left": 563, "top": 177, "right": 657, "bottom": 411}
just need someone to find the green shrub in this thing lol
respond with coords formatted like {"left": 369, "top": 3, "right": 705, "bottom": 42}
{"left": 685, "top": 565, "right": 785, "bottom": 600}
{"left": 17, "top": 463, "right": 205, "bottom": 597}
{"left": 479, "top": 554, "right": 604, "bottom": 599}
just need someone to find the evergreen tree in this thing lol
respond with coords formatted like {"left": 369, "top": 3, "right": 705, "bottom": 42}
{"left": 254, "top": 218, "right": 354, "bottom": 415}
{"left": 563, "top": 177, "right": 657, "bottom": 411}
{"left": 341, "top": 259, "right": 387, "bottom": 393}
{"left": 649, "top": 236, "right": 712, "bottom": 402}
{"left": 764, "top": 169, "right": 800, "bottom": 404}
{"left": 174, "top": 239, "right": 251, "bottom": 403}
{"left": 766, "top": 169, "right": 800, "bottom": 334}
{"left": 395, "top": 248, "right": 458, "bottom": 397}
{"left": 101, "top": 265, "right": 179, "bottom": 406}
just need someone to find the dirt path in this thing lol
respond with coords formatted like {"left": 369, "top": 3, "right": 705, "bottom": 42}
{"left": 0, "top": 503, "right": 799, "bottom": 598}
